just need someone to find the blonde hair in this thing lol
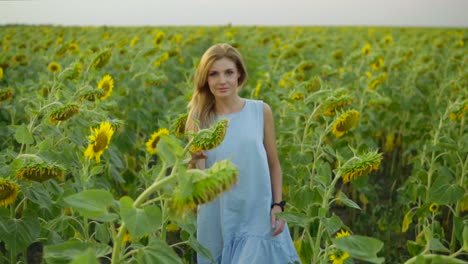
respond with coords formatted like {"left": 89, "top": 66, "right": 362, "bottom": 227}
{"left": 186, "top": 43, "right": 248, "bottom": 132}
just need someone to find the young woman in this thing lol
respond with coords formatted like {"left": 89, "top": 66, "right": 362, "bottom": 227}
{"left": 186, "top": 43, "right": 300, "bottom": 264}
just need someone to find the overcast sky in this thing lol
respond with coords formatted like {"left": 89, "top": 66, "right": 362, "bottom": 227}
{"left": 0, "top": 0, "right": 467, "bottom": 27}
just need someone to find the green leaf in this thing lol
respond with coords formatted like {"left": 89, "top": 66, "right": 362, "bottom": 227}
{"left": 64, "top": 189, "right": 114, "bottom": 219}
{"left": 21, "top": 181, "right": 53, "bottom": 211}
{"left": 120, "top": 196, "right": 162, "bottom": 239}
{"left": 137, "top": 237, "right": 183, "bottom": 264}
{"left": 275, "top": 212, "right": 312, "bottom": 227}
{"left": 463, "top": 223, "right": 468, "bottom": 252}
{"left": 337, "top": 191, "right": 361, "bottom": 210}
{"left": 406, "top": 240, "right": 424, "bottom": 256}
{"left": 322, "top": 215, "right": 343, "bottom": 236}
{"left": 157, "top": 135, "right": 184, "bottom": 166}
{"left": 316, "top": 162, "right": 332, "bottom": 186}
{"left": 69, "top": 248, "right": 100, "bottom": 264}
{"left": 44, "top": 241, "right": 111, "bottom": 264}
{"left": 428, "top": 238, "right": 449, "bottom": 253}
{"left": 95, "top": 222, "right": 110, "bottom": 244}
{"left": 333, "top": 235, "right": 385, "bottom": 264}
{"left": 15, "top": 124, "right": 34, "bottom": 145}
{"left": 429, "top": 184, "right": 464, "bottom": 205}
{"left": 0, "top": 214, "right": 40, "bottom": 255}
{"left": 188, "top": 236, "right": 214, "bottom": 263}
{"left": 402, "top": 210, "right": 415, "bottom": 233}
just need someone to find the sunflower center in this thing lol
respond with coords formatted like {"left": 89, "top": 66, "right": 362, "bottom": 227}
{"left": 151, "top": 137, "right": 160, "bottom": 148}
{"left": 93, "top": 133, "right": 109, "bottom": 152}
{"left": 0, "top": 184, "right": 13, "bottom": 199}
{"left": 101, "top": 81, "right": 110, "bottom": 91}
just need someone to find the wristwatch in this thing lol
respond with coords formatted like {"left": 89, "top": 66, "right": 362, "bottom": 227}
{"left": 271, "top": 201, "right": 286, "bottom": 212}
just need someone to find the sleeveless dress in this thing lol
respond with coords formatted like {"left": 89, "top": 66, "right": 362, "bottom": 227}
{"left": 197, "top": 99, "right": 300, "bottom": 264}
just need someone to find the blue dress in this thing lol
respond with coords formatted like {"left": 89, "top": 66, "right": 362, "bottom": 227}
{"left": 197, "top": 99, "right": 300, "bottom": 264}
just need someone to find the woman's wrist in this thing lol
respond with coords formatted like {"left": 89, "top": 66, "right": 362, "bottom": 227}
{"left": 271, "top": 200, "right": 286, "bottom": 212}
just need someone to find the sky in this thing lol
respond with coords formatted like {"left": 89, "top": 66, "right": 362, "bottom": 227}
{"left": 0, "top": 0, "right": 467, "bottom": 27}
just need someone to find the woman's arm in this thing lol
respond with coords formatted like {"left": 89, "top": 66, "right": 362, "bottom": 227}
{"left": 263, "top": 103, "right": 283, "bottom": 204}
{"left": 263, "top": 103, "right": 285, "bottom": 236}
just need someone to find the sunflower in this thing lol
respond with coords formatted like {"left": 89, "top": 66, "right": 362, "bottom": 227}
{"left": 254, "top": 82, "right": 262, "bottom": 98}
{"left": 153, "top": 52, "right": 169, "bottom": 67}
{"left": 84, "top": 121, "right": 115, "bottom": 163}
{"left": 67, "top": 42, "right": 79, "bottom": 54}
{"left": 49, "top": 103, "right": 80, "bottom": 124}
{"left": 450, "top": 101, "right": 468, "bottom": 121}
{"left": 322, "top": 96, "right": 353, "bottom": 116}
{"left": 291, "top": 92, "right": 305, "bottom": 101}
{"left": 362, "top": 44, "right": 371, "bottom": 56}
{"left": 153, "top": 31, "right": 166, "bottom": 46}
{"left": 130, "top": 36, "right": 140, "bottom": 47}
{"left": 332, "top": 110, "right": 360, "bottom": 138}
{"left": 48, "top": 62, "right": 61, "bottom": 73}
{"left": 340, "top": 151, "right": 382, "bottom": 183}
{"left": 16, "top": 163, "right": 64, "bottom": 182}
{"left": 171, "top": 113, "right": 188, "bottom": 138}
{"left": 65, "top": 62, "right": 82, "bottom": 80}
{"left": 0, "top": 179, "right": 19, "bottom": 207}
{"left": 190, "top": 119, "right": 229, "bottom": 153}
{"left": 171, "top": 160, "right": 238, "bottom": 216}
{"left": 335, "top": 229, "right": 351, "bottom": 238}
{"left": 97, "top": 75, "right": 114, "bottom": 100}
{"left": 0, "top": 67, "right": 3, "bottom": 80}
{"left": 383, "top": 35, "right": 393, "bottom": 44}
{"left": 429, "top": 203, "right": 439, "bottom": 213}
{"left": 329, "top": 229, "right": 351, "bottom": 264}
{"left": 371, "top": 58, "right": 384, "bottom": 71}
{"left": 145, "top": 128, "right": 170, "bottom": 155}
{"left": 92, "top": 49, "right": 112, "bottom": 69}
{"left": 0, "top": 87, "right": 14, "bottom": 103}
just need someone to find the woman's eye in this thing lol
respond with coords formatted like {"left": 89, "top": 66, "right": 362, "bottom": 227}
{"left": 209, "top": 72, "right": 217, "bottom": 76}
{"left": 226, "top": 71, "right": 233, "bottom": 75}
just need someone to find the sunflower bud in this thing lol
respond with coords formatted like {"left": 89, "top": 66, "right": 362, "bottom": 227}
{"left": 449, "top": 100, "right": 468, "bottom": 121}
{"left": 65, "top": 62, "right": 82, "bottom": 80}
{"left": 171, "top": 160, "right": 238, "bottom": 216}
{"left": 189, "top": 119, "right": 229, "bottom": 153}
{"left": 340, "top": 151, "right": 382, "bottom": 183}
{"left": 16, "top": 163, "right": 65, "bottom": 182}
{"left": 171, "top": 113, "right": 188, "bottom": 138}
{"left": 49, "top": 103, "right": 80, "bottom": 124}
{"left": 0, "top": 180, "right": 20, "bottom": 207}
{"left": 322, "top": 95, "right": 353, "bottom": 116}
{"left": 92, "top": 49, "right": 112, "bottom": 69}
{"left": 0, "top": 87, "right": 14, "bottom": 103}
{"left": 79, "top": 89, "right": 106, "bottom": 102}
{"left": 332, "top": 110, "right": 360, "bottom": 137}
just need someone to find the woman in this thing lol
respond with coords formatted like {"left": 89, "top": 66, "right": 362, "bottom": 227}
{"left": 186, "top": 43, "right": 300, "bottom": 264}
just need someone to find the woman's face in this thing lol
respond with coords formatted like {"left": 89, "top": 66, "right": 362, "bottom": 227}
{"left": 207, "top": 57, "right": 240, "bottom": 99}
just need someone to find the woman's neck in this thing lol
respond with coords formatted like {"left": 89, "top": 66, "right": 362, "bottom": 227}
{"left": 214, "top": 96, "right": 245, "bottom": 115}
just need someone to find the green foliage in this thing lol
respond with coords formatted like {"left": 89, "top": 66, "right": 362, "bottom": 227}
{"left": 0, "top": 25, "right": 466, "bottom": 263}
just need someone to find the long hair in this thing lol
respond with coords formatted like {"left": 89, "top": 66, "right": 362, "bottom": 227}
{"left": 186, "top": 43, "right": 248, "bottom": 132}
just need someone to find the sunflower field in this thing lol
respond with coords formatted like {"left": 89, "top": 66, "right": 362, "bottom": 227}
{"left": 0, "top": 25, "right": 467, "bottom": 264}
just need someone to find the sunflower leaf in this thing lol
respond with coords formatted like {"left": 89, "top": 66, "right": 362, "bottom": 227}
{"left": 337, "top": 191, "right": 361, "bottom": 210}
{"left": 120, "top": 196, "right": 162, "bottom": 239}
{"left": 136, "top": 237, "right": 183, "bottom": 264}
{"left": 15, "top": 124, "right": 34, "bottom": 145}
{"left": 44, "top": 241, "right": 111, "bottom": 264}
{"left": 333, "top": 235, "right": 384, "bottom": 264}
{"left": 64, "top": 189, "right": 114, "bottom": 219}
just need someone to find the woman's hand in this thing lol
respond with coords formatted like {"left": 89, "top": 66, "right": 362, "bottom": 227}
{"left": 271, "top": 206, "right": 285, "bottom": 236}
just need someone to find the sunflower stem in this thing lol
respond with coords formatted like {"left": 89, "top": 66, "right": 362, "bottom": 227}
{"left": 312, "top": 170, "right": 342, "bottom": 263}
{"left": 111, "top": 223, "right": 126, "bottom": 264}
